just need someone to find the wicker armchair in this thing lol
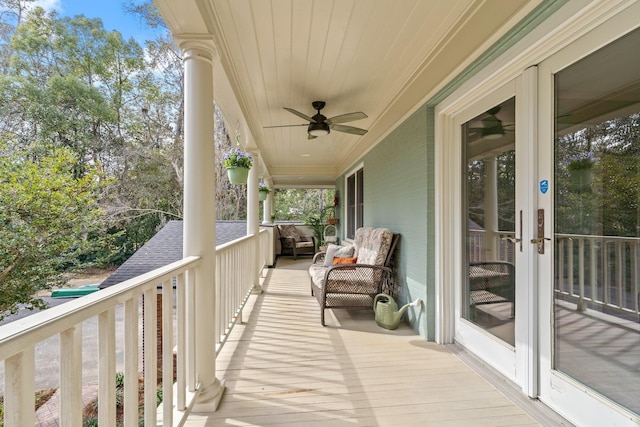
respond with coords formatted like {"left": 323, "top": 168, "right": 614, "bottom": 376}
{"left": 277, "top": 224, "right": 316, "bottom": 260}
{"left": 308, "top": 227, "right": 400, "bottom": 326}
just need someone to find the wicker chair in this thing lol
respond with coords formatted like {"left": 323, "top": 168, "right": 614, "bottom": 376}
{"left": 308, "top": 227, "right": 400, "bottom": 326}
{"left": 277, "top": 224, "right": 316, "bottom": 260}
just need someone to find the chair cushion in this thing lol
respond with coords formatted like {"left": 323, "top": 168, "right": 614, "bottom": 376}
{"left": 353, "top": 227, "right": 392, "bottom": 265}
{"left": 295, "top": 241, "right": 315, "bottom": 249}
{"left": 323, "top": 244, "right": 355, "bottom": 267}
{"left": 278, "top": 224, "right": 300, "bottom": 241}
{"left": 309, "top": 264, "right": 327, "bottom": 287}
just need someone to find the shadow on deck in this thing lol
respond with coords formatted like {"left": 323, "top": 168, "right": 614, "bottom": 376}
{"left": 184, "top": 258, "right": 556, "bottom": 426}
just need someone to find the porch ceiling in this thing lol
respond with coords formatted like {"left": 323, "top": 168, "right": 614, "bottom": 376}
{"left": 154, "top": 0, "right": 541, "bottom": 187}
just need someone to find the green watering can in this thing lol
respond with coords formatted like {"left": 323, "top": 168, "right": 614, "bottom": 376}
{"left": 373, "top": 294, "right": 422, "bottom": 330}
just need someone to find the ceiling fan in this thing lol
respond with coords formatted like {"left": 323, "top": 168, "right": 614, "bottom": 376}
{"left": 468, "top": 106, "right": 514, "bottom": 140}
{"left": 265, "top": 101, "right": 368, "bottom": 139}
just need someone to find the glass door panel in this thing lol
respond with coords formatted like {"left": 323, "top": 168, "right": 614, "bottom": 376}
{"left": 463, "top": 97, "right": 516, "bottom": 346}
{"left": 553, "top": 26, "right": 640, "bottom": 417}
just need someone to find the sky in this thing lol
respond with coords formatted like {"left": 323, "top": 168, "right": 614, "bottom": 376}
{"left": 34, "top": 0, "right": 157, "bottom": 42}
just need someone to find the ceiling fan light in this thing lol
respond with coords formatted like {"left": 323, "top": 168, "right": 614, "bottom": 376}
{"left": 308, "top": 122, "right": 330, "bottom": 136}
{"left": 480, "top": 113, "right": 505, "bottom": 139}
{"left": 480, "top": 124, "right": 505, "bottom": 139}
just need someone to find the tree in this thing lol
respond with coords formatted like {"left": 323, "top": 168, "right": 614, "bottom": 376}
{"left": 0, "top": 145, "right": 105, "bottom": 319}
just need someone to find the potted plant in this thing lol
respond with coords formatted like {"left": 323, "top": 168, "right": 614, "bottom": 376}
{"left": 326, "top": 197, "right": 339, "bottom": 225}
{"left": 223, "top": 148, "right": 253, "bottom": 184}
{"left": 567, "top": 151, "right": 595, "bottom": 189}
{"left": 258, "top": 182, "right": 271, "bottom": 201}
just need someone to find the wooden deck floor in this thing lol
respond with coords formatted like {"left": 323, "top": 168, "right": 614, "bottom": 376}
{"left": 183, "top": 258, "right": 546, "bottom": 426}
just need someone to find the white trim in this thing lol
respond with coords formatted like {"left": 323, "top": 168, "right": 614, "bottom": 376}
{"left": 343, "top": 163, "right": 364, "bottom": 241}
{"left": 517, "top": 65, "right": 539, "bottom": 398}
{"left": 436, "top": 0, "right": 635, "bottom": 118}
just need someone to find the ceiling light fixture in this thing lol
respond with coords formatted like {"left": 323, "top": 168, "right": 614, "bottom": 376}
{"left": 480, "top": 111, "right": 505, "bottom": 139}
{"left": 307, "top": 121, "right": 330, "bottom": 137}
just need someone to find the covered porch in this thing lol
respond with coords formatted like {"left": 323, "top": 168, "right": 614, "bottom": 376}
{"left": 178, "top": 258, "right": 556, "bottom": 427}
{"left": 3, "top": 0, "right": 640, "bottom": 425}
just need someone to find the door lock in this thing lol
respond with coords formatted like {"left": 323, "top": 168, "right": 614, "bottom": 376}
{"left": 530, "top": 237, "right": 551, "bottom": 244}
{"left": 532, "top": 209, "right": 551, "bottom": 254}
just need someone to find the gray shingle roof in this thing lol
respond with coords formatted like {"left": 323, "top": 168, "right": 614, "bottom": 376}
{"left": 99, "top": 220, "right": 247, "bottom": 288}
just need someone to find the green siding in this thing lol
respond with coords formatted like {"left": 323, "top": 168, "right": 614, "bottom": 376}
{"left": 362, "top": 106, "right": 433, "bottom": 338}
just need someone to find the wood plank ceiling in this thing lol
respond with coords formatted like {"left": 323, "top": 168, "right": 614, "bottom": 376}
{"left": 154, "top": 0, "right": 540, "bottom": 187}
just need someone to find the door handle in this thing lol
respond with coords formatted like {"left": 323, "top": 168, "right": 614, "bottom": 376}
{"left": 503, "top": 237, "right": 522, "bottom": 243}
{"left": 501, "top": 210, "right": 523, "bottom": 252}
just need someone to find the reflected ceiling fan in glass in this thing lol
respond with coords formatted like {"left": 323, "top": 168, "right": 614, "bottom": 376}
{"left": 467, "top": 106, "right": 514, "bottom": 140}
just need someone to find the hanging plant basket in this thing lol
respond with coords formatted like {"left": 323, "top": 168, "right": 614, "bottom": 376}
{"left": 226, "top": 166, "right": 250, "bottom": 184}
{"left": 223, "top": 148, "right": 253, "bottom": 185}
{"left": 258, "top": 182, "right": 271, "bottom": 201}
{"left": 569, "top": 168, "right": 593, "bottom": 190}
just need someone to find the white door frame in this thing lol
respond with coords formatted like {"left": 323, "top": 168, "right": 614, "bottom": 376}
{"left": 437, "top": 73, "right": 539, "bottom": 392}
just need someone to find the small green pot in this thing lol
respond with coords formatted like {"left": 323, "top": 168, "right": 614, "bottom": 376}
{"left": 259, "top": 190, "right": 268, "bottom": 201}
{"left": 226, "top": 166, "right": 250, "bottom": 184}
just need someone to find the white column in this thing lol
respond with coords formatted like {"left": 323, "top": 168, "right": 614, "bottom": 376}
{"left": 181, "top": 42, "right": 224, "bottom": 410}
{"left": 247, "top": 149, "right": 262, "bottom": 293}
{"left": 484, "top": 157, "right": 499, "bottom": 260}
{"left": 263, "top": 180, "right": 273, "bottom": 224}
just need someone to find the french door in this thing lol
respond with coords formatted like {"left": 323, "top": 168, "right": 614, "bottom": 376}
{"left": 442, "top": 2, "right": 640, "bottom": 425}
{"left": 453, "top": 75, "right": 538, "bottom": 393}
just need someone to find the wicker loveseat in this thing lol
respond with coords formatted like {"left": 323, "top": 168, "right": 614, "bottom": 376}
{"left": 308, "top": 227, "right": 399, "bottom": 326}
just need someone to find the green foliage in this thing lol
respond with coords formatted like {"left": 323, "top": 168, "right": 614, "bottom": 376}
{"left": 223, "top": 148, "right": 253, "bottom": 169}
{"left": 555, "top": 116, "right": 640, "bottom": 237}
{"left": 0, "top": 146, "right": 105, "bottom": 320}
{"left": 258, "top": 182, "right": 271, "bottom": 193}
{"left": 305, "top": 208, "right": 329, "bottom": 247}
{"left": 0, "top": 3, "right": 187, "bottom": 269}
{"left": 567, "top": 152, "right": 595, "bottom": 171}
{"left": 273, "top": 188, "right": 335, "bottom": 222}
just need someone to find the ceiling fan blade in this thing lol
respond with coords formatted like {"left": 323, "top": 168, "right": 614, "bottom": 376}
{"left": 284, "top": 107, "right": 314, "bottom": 122}
{"left": 327, "top": 111, "right": 368, "bottom": 124}
{"left": 332, "top": 124, "right": 368, "bottom": 136}
{"left": 264, "top": 124, "right": 308, "bottom": 129}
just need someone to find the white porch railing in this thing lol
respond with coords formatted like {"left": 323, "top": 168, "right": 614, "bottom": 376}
{"left": 0, "top": 229, "right": 270, "bottom": 426}
{"left": 468, "top": 229, "right": 515, "bottom": 263}
{"left": 470, "top": 230, "right": 640, "bottom": 316}
{"left": 555, "top": 233, "right": 640, "bottom": 316}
